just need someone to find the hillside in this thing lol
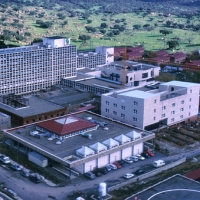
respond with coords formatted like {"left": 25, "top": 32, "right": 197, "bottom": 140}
{"left": 0, "top": 0, "right": 199, "bottom": 53}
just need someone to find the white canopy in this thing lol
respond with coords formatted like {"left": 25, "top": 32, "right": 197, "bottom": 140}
{"left": 89, "top": 142, "right": 107, "bottom": 153}
{"left": 76, "top": 146, "right": 95, "bottom": 158}
{"left": 114, "top": 134, "right": 131, "bottom": 144}
{"left": 102, "top": 138, "right": 119, "bottom": 149}
{"left": 125, "top": 130, "right": 142, "bottom": 140}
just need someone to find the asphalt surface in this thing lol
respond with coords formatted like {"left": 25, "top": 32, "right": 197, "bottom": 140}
{"left": 0, "top": 152, "right": 167, "bottom": 200}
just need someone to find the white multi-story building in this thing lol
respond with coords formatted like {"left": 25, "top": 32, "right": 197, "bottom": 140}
{"left": 0, "top": 36, "right": 77, "bottom": 95}
{"left": 77, "top": 46, "right": 114, "bottom": 69}
{"left": 101, "top": 81, "right": 200, "bottom": 130}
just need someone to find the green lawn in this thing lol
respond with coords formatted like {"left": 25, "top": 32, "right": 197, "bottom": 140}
{"left": 2, "top": 5, "right": 200, "bottom": 53}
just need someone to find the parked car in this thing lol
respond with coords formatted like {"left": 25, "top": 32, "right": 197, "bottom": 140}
{"left": 0, "top": 154, "right": 11, "bottom": 164}
{"left": 113, "top": 161, "right": 122, "bottom": 169}
{"left": 153, "top": 160, "right": 165, "bottom": 168}
{"left": 136, "top": 154, "right": 145, "bottom": 160}
{"left": 29, "top": 175, "right": 41, "bottom": 183}
{"left": 123, "top": 157, "right": 133, "bottom": 164}
{"left": 107, "top": 163, "right": 117, "bottom": 170}
{"left": 84, "top": 172, "right": 96, "bottom": 180}
{"left": 117, "top": 160, "right": 125, "bottom": 167}
{"left": 130, "top": 155, "right": 138, "bottom": 162}
{"left": 21, "top": 170, "right": 30, "bottom": 178}
{"left": 93, "top": 169, "right": 102, "bottom": 177}
{"left": 124, "top": 173, "right": 134, "bottom": 179}
{"left": 141, "top": 152, "right": 150, "bottom": 159}
{"left": 146, "top": 150, "right": 155, "bottom": 157}
{"left": 10, "top": 163, "right": 23, "bottom": 171}
{"left": 135, "top": 169, "right": 145, "bottom": 175}
{"left": 99, "top": 167, "right": 108, "bottom": 174}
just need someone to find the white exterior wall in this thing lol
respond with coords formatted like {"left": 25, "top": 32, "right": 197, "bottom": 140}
{"left": 109, "top": 151, "right": 121, "bottom": 163}
{"left": 122, "top": 147, "right": 132, "bottom": 159}
{"left": 95, "top": 46, "right": 114, "bottom": 63}
{"left": 84, "top": 160, "right": 96, "bottom": 172}
{"left": 133, "top": 143, "right": 143, "bottom": 155}
{"left": 101, "top": 81, "right": 200, "bottom": 130}
{"left": 97, "top": 155, "right": 109, "bottom": 168}
{"left": 73, "top": 164, "right": 84, "bottom": 174}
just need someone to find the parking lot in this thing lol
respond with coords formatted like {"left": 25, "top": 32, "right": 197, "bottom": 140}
{"left": 0, "top": 151, "right": 168, "bottom": 200}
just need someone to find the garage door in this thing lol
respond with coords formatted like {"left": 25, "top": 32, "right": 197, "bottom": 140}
{"left": 98, "top": 155, "right": 109, "bottom": 168}
{"left": 133, "top": 143, "right": 143, "bottom": 155}
{"left": 122, "top": 147, "right": 132, "bottom": 159}
{"left": 84, "top": 160, "right": 96, "bottom": 173}
{"left": 110, "top": 151, "right": 120, "bottom": 163}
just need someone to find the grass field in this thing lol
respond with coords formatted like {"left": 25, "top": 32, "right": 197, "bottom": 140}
{"left": 2, "top": 5, "right": 200, "bottom": 53}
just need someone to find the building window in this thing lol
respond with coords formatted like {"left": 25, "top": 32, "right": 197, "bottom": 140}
{"left": 153, "top": 117, "right": 156, "bottom": 120}
{"left": 171, "top": 110, "right": 175, "bottom": 115}
{"left": 172, "top": 103, "right": 175, "bottom": 107}
{"left": 162, "top": 114, "right": 165, "bottom": 118}
{"left": 121, "top": 105, "right": 125, "bottom": 110}
{"left": 121, "top": 113, "right": 125, "bottom": 117}
{"left": 113, "top": 111, "right": 117, "bottom": 115}
{"left": 106, "top": 101, "right": 109, "bottom": 105}
{"left": 105, "top": 108, "right": 109, "bottom": 113}
{"left": 154, "top": 99, "right": 156, "bottom": 103}
{"left": 142, "top": 73, "right": 148, "bottom": 78}
{"left": 180, "top": 115, "right": 183, "bottom": 119}
{"left": 189, "top": 98, "right": 192, "bottom": 102}
{"left": 154, "top": 109, "right": 156, "bottom": 113}
{"left": 171, "top": 118, "right": 174, "bottom": 122}
{"left": 189, "top": 105, "right": 191, "bottom": 109}
{"left": 189, "top": 112, "right": 190, "bottom": 116}
{"left": 134, "top": 101, "right": 138, "bottom": 106}
{"left": 180, "top": 108, "right": 184, "bottom": 111}
{"left": 181, "top": 100, "right": 184, "bottom": 104}
{"left": 113, "top": 103, "right": 117, "bottom": 107}
{"left": 162, "top": 106, "right": 166, "bottom": 110}
{"left": 51, "top": 115, "right": 53, "bottom": 117}
{"left": 133, "top": 117, "right": 137, "bottom": 122}
{"left": 26, "top": 121, "right": 29, "bottom": 124}
{"left": 134, "top": 109, "right": 137, "bottom": 114}
{"left": 190, "top": 89, "right": 192, "bottom": 93}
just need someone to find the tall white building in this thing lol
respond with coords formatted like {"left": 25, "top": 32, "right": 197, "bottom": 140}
{"left": 77, "top": 46, "right": 114, "bottom": 69}
{"left": 101, "top": 81, "right": 200, "bottom": 130}
{"left": 0, "top": 36, "right": 77, "bottom": 95}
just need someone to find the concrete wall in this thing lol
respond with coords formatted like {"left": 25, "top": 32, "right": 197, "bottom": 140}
{"left": 108, "top": 157, "right": 186, "bottom": 192}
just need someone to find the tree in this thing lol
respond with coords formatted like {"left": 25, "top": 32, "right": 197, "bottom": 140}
{"left": 167, "top": 40, "right": 179, "bottom": 49}
{"left": 87, "top": 19, "right": 92, "bottom": 24}
{"left": 57, "top": 13, "right": 66, "bottom": 20}
{"left": 133, "top": 24, "right": 141, "bottom": 30}
{"left": 100, "top": 23, "right": 108, "bottom": 28}
{"left": 78, "top": 35, "right": 91, "bottom": 41}
{"left": 100, "top": 29, "right": 106, "bottom": 34}
{"left": 160, "top": 29, "right": 172, "bottom": 36}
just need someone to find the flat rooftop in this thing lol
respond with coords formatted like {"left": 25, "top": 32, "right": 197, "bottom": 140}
{"left": 126, "top": 174, "right": 200, "bottom": 200}
{"left": 0, "top": 96, "right": 65, "bottom": 117}
{"left": 64, "top": 73, "right": 123, "bottom": 90}
{"left": 107, "top": 61, "right": 159, "bottom": 71}
{"left": 4, "top": 111, "right": 154, "bottom": 166}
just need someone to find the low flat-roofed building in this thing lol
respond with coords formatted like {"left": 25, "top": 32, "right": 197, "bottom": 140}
{"left": 0, "top": 95, "right": 66, "bottom": 126}
{"left": 3, "top": 111, "right": 155, "bottom": 174}
{"left": 126, "top": 174, "right": 200, "bottom": 200}
{"left": 101, "top": 81, "right": 200, "bottom": 130}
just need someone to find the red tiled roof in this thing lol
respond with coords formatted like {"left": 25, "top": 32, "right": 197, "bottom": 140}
{"left": 170, "top": 52, "right": 186, "bottom": 59}
{"left": 185, "top": 60, "right": 200, "bottom": 66}
{"left": 185, "top": 168, "right": 200, "bottom": 180}
{"left": 37, "top": 115, "right": 97, "bottom": 136}
{"left": 156, "top": 50, "right": 169, "bottom": 56}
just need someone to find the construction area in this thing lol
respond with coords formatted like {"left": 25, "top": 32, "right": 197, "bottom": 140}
{"left": 155, "top": 120, "right": 200, "bottom": 155}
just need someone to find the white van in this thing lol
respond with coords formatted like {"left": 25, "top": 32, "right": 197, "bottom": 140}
{"left": 153, "top": 160, "right": 165, "bottom": 168}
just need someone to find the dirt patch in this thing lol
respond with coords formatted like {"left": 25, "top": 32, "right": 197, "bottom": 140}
{"left": 155, "top": 122, "right": 200, "bottom": 155}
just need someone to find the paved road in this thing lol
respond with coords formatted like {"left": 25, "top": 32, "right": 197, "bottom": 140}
{"left": 0, "top": 152, "right": 167, "bottom": 200}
